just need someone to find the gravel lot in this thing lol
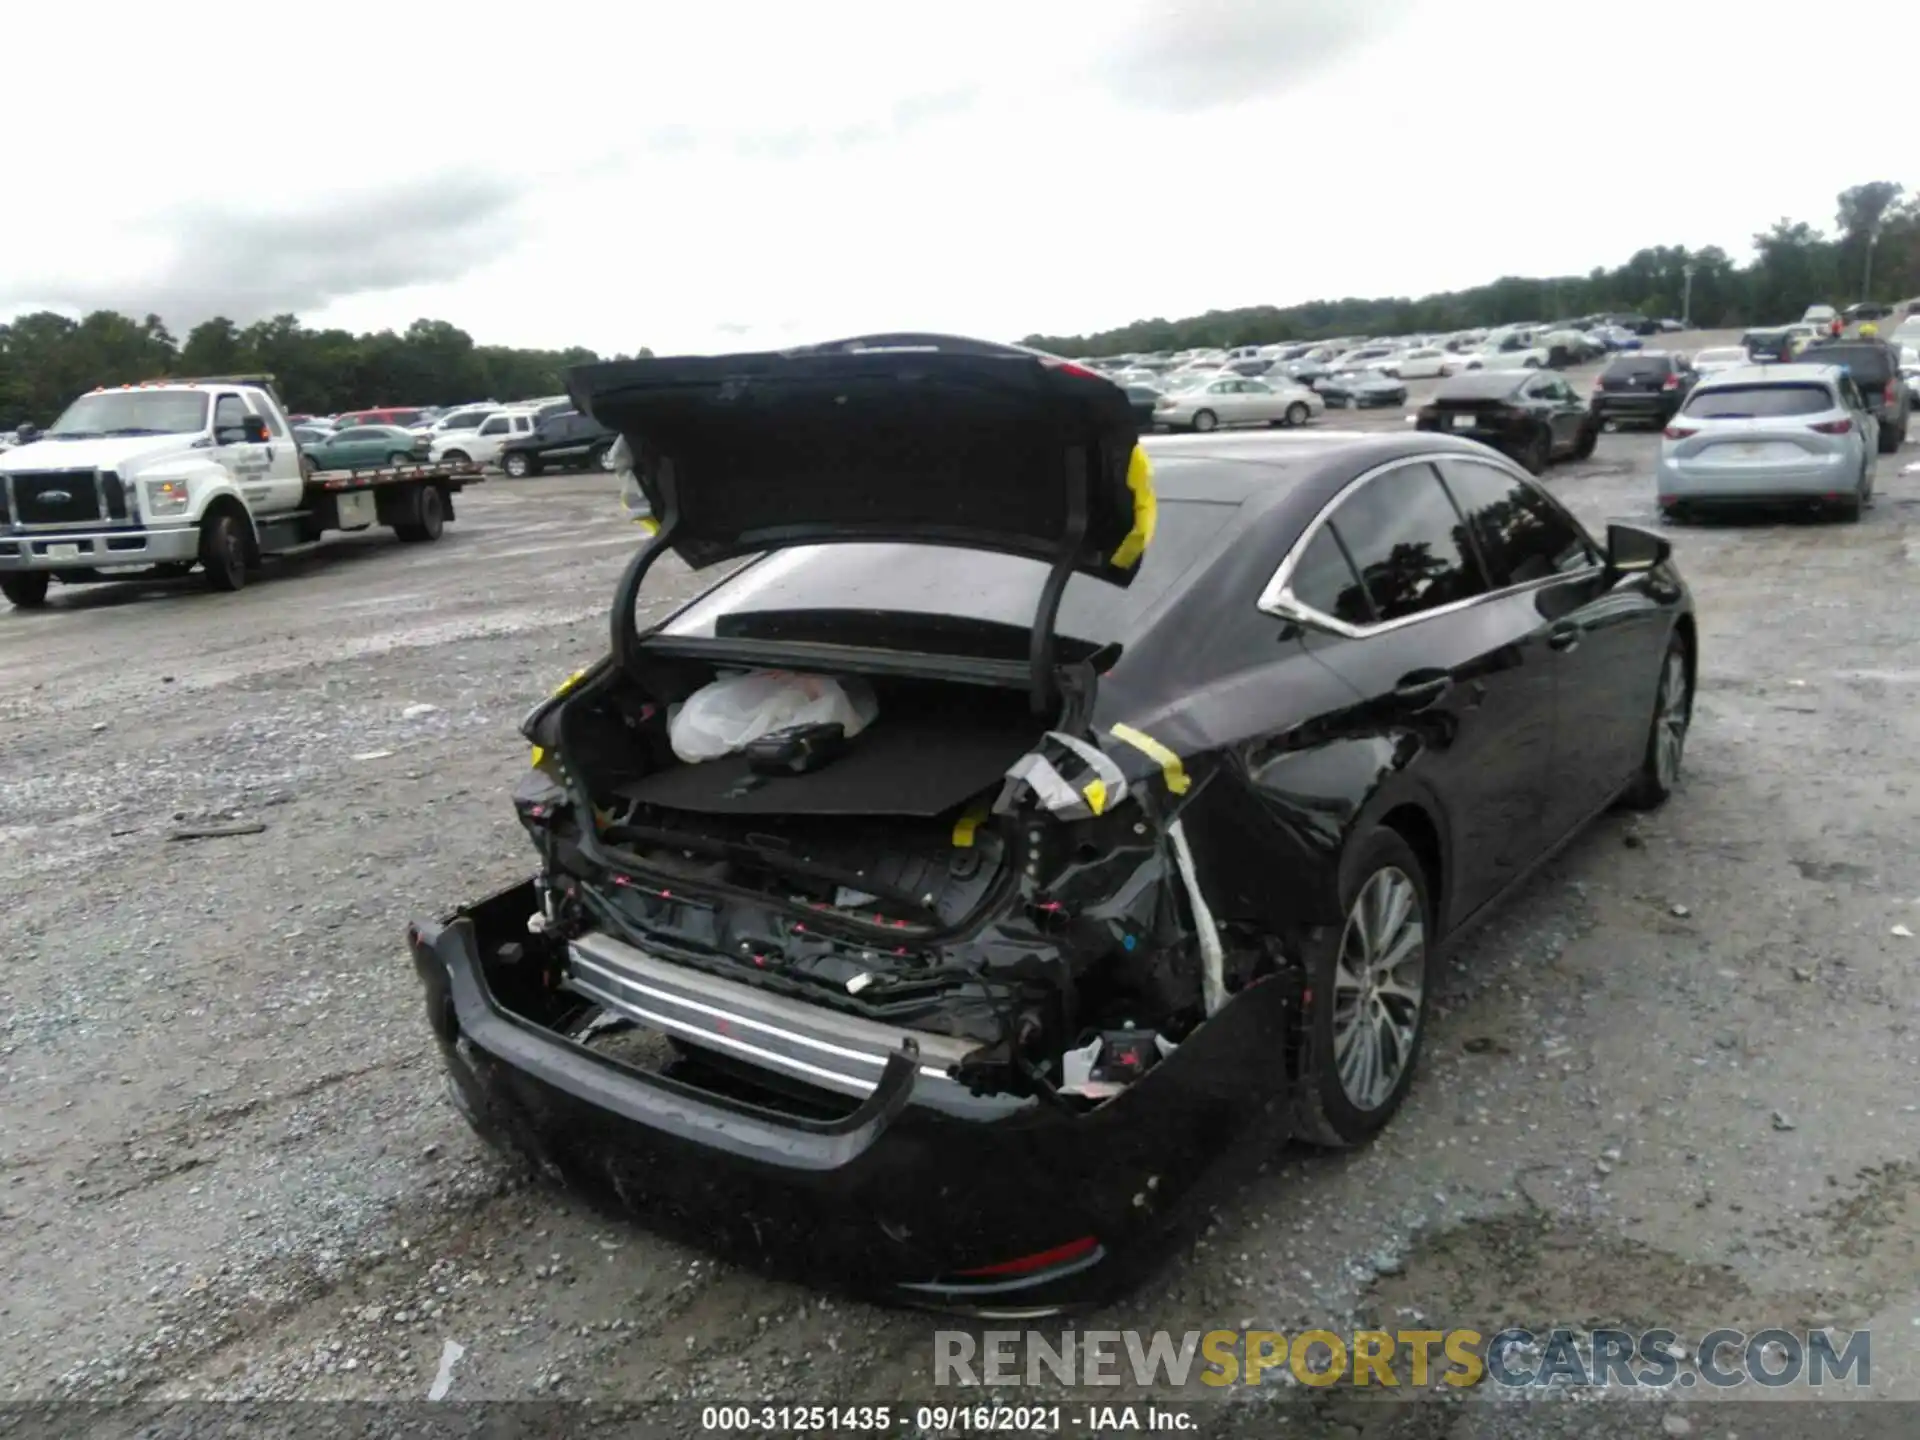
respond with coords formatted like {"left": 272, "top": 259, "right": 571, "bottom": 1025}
{"left": 3, "top": 331, "right": 1918, "bottom": 1435}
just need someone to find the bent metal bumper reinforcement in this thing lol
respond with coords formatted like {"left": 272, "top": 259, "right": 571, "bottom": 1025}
{"left": 563, "top": 930, "right": 1024, "bottom": 1121}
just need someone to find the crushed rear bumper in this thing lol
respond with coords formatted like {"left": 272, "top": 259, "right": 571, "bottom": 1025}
{"left": 407, "top": 879, "right": 1298, "bottom": 1313}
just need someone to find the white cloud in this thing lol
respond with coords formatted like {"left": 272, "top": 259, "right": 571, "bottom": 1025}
{"left": 2, "top": 0, "right": 1913, "bottom": 355}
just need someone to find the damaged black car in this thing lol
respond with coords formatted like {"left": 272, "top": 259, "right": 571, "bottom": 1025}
{"left": 408, "top": 334, "right": 1698, "bottom": 1313}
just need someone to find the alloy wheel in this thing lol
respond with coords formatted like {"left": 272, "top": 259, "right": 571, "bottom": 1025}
{"left": 1653, "top": 648, "right": 1689, "bottom": 790}
{"left": 1331, "top": 867, "right": 1426, "bottom": 1112}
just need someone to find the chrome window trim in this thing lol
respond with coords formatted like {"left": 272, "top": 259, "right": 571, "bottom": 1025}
{"left": 1255, "top": 450, "right": 1606, "bottom": 640}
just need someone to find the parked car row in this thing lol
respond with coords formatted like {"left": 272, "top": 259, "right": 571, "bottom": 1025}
{"left": 283, "top": 396, "right": 617, "bottom": 477}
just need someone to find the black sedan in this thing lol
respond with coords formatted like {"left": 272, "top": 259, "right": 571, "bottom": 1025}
{"left": 407, "top": 335, "right": 1697, "bottom": 1312}
{"left": 1414, "top": 370, "right": 1600, "bottom": 473}
{"left": 1315, "top": 370, "right": 1409, "bottom": 409}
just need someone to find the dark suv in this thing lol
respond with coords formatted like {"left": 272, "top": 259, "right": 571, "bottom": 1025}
{"left": 1799, "top": 337, "right": 1909, "bottom": 452}
{"left": 498, "top": 406, "right": 616, "bottom": 477}
{"left": 1589, "top": 351, "right": 1699, "bottom": 430}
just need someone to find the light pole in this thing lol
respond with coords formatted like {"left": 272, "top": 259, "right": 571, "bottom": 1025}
{"left": 1681, "top": 263, "right": 1696, "bottom": 328}
{"left": 1863, "top": 223, "right": 1881, "bottom": 303}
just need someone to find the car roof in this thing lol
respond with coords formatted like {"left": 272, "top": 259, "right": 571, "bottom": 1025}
{"left": 1694, "top": 364, "right": 1841, "bottom": 387}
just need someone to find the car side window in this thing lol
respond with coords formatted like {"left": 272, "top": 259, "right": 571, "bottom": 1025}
{"left": 213, "top": 394, "right": 249, "bottom": 441}
{"left": 1312, "top": 462, "right": 1489, "bottom": 624}
{"left": 1286, "top": 525, "right": 1375, "bottom": 627}
{"left": 479, "top": 417, "right": 508, "bottom": 436}
{"left": 513, "top": 416, "right": 532, "bottom": 432}
{"left": 1435, "top": 457, "right": 1599, "bottom": 586}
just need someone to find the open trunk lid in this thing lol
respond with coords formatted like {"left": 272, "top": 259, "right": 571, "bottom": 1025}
{"left": 566, "top": 334, "right": 1152, "bottom": 584}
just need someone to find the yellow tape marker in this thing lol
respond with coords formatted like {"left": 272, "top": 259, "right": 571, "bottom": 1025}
{"left": 952, "top": 805, "right": 989, "bottom": 848}
{"left": 530, "top": 744, "right": 547, "bottom": 768}
{"left": 1109, "top": 723, "right": 1190, "bottom": 795}
{"left": 552, "top": 667, "right": 589, "bottom": 699}
{"left": 1109, "top": 445, "right": 1158, "bottom": 570}
{"left": 634, "top": 515, "right": 661, "bottom": 533}
{"left": 1083, "top": 778, "right": 1108, "bottom": 815}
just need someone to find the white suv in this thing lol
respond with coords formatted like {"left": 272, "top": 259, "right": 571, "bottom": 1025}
{"left": 430, "top": 409, "right": 534, "bottom": 468}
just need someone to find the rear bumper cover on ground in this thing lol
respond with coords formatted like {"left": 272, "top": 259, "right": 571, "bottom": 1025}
{"left": 0, "top": 524, "right": 198, "bottom": 570}
{"left": 407, "top": 880, "right": 1298, "bottom": 1311}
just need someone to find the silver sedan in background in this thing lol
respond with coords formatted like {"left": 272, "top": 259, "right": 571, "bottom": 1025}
{"left": 1153, "top": 374, "right": 1326, "bottom": 432}
{"left": 1655, "top": 364, "right": 1878, "bottom": 523}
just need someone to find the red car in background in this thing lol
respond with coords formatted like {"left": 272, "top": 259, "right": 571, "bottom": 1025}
{"left": 338, "top": 407, "right": 428, "bottom": 428}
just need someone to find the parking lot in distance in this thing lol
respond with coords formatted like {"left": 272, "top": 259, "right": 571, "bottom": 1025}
{"left": 3, "top": 328, "right": 1919, "bottom": 1417}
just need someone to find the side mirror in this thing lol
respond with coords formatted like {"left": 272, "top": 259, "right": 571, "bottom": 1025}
{"left": 15, "top": 423, "right": 39, "bottom": 444}
{"left": 241, "top": 415, "right": 269, "bottom": 443}
{"left": 1607, "top": 522, "right": 1670, "bottom": 574}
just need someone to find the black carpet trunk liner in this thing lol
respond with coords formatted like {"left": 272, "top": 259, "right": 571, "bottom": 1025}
{"left": 617, "top": 714, "right": 1040, "bottom": 818}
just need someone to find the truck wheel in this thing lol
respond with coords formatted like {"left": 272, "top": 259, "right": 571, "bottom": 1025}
{"left": 1, "top": 573, "right": 50, "bottom": 609}
{"left": 442, "top": 449, "right": 471, "bottom": 466}
{"left": 199, "top": 512, "right": 249, "bottom": 592}
{"left": 591, "top": 442, "right": 615, "bottom": 471}
{"left": 503, "top": 452, "right": 533, "bottom": 478}
{"left": 395, "top": 484, "right": 446, "bottom": 543}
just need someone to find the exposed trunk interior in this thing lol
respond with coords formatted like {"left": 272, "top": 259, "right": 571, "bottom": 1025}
{"left": 555, "top": 661, "right": 1048, "bottom": 933}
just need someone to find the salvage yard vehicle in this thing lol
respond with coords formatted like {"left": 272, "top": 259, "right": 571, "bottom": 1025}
{"left": 1414, "top": 369, "right": 1599, "bottom": 473}
{"left": 0, "top": 375, "right": 480, "bottom": 608}
{"left": 1153, "top": 374, "right": 1323, "bottom": 430}
{"left": 1656, "top": 364, "right": 1879, "bottom": 523}
{"left": 1798, "top": 336, "right": 1909, "bottom": 452}
{"left": 1315, "top": 370, "right": 1408, "bottom": 409}
{"left": 1590, "top": 351, "right": 1699, "bottom": 431}
{"left": 407, "top": 334, "right": 1697, "bottom": 1311}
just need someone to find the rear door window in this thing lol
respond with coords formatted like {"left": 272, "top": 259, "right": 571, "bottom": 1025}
{"left": 1435, "top": 457, "right": 1599, "bottom": 587}
{"left": 1683, "top": 383, "right": 1835, "bottom": 418}
{"left": 1313, "top": 461, "right": 1489, "bottom": 623}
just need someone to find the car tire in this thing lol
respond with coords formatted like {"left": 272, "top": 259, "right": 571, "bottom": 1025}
{"left": 1, "top": 572, "right": 50, "bottom": 609}
{"left": 590, "top": 442, "right": 615, "bottom": 471}
{"left": 1879, "top": 423, "right": 1904, "bottom": 456}
{"left": 1192, "top": 409, "right": 1218, "bottom": 433}
{"left": 1291, "top": 826, "right": 1434, "bottom": 1149}
{"left": 394, "top": 484, "right": 447, "bottom": 543}
{"left": 1520, "top": 428, "right": 1551, "bottom": 475}
{"left": 387, "top": 451, "right": 413, "bottom": 467}
{"left": 1620, "top": 632, "right": 1692, "bottom": 811}
{"left": 1522, "top": 357, "right": 1542, "bottom": 369}
{"left": 1834, "top": 488, "right": 1864, "bottom": 522}
{"left": 503, "top": 452, "right": 532, "bottom": 479}
{"left": 1569, "top": 425, "right": 1598, "bottom": 461}
{"left": 199, "top": 512, "right": 249, "bottom": 593}
{"left": 442, "top": 449, "right": 471, "bottom": 466}
{"left": 1285, "top": 402, "right": 1310, "bottom": 427}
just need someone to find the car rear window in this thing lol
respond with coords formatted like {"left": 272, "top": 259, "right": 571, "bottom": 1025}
{"left": 1604, "top": 356, "right": 1672, "bottom": 378}
{"left": 1434, "top": 372, "right": 1526, "bottom": 401}
{"left": 660, "top": 497, "right": 1240, "bottom": 650}
{"left": 1683, "top": 383, "right": 1834, "bottom": 418}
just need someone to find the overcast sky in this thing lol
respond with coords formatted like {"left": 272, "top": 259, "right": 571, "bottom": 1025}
{"left": 4, "top": 0, "right": 1914, "bottom": 356}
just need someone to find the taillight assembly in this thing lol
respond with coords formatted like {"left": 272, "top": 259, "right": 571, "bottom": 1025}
{"left": 1663, "top": 425, "right": 1698, "bottom": 440}
{"left": 1809, "top": 418, "right": 1853, "bottom": 434}
{"left": 1661, "top": 373, "right": 1681, "bottom": 390}
{"left": 1885, "top": 380, "right": 1898, "bottom": 405}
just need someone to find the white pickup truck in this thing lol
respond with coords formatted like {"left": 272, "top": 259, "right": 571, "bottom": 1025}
{"left": 0, "top": 375, "right": 482, "bottom": 609}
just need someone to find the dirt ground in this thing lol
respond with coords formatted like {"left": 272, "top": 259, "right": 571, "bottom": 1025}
{"left": 3, "top": 334, "right": 1918, "bottom": 1437}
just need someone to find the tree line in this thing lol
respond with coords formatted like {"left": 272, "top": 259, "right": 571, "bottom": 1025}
{"left": 0, "top": 313, "right": 651, "bottom": 428}
{"left": 1022, "top": 181, "right": 1920, "bottom": 356}
{"left": 5, "top": 181, "right": 1914, "bottom": 425}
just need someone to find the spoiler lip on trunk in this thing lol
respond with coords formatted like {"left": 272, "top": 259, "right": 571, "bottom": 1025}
{"left": 570, "top": 334, "right": 1157, "bottom": 712}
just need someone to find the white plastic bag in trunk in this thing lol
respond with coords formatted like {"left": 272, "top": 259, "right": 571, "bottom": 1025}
{"left": 668, "top": 670, "right": 879, "bottom": 763}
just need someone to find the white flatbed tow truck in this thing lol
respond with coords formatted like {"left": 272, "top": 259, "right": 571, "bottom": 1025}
{"left": 0, "top": 374, "right": 483, "bottom": 608}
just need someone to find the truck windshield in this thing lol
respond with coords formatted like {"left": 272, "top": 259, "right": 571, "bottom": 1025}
{"left": 47, "top": 391, "right": 209, "bottom": 438}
